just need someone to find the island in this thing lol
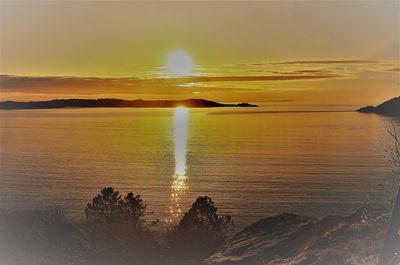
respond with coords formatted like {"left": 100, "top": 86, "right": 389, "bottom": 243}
{"left": 0, "top": 98, "right": 258, "bottom": 110}
{"left": 357, "top": 96, "right": 400, "bottom": 116}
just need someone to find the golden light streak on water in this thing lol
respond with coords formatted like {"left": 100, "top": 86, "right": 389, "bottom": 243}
{"left": 174, "top": 107, "right": 188, "bottom": 176}
{"left": 167, "top": 107, "right": 189, "bottom": 222}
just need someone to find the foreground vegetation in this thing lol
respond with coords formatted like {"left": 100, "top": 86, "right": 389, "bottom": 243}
{"left": 0, "top": 187, "right": 390, "bottom": 265}
{"left": 0, "top": 187, "right": 234, "bottom": 265}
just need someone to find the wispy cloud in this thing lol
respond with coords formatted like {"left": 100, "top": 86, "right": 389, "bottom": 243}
{"left": 0, "top": 75, "right": 141, "bottom": 89}
{"left": 273, "top": 60, "right": 379, "bottom": 65}
{"left": 385, "top": 67, "right": 400, "bottom": 72}
{"left": 0, "top": 58, "right": 397, "bottom": 102}
{"left": 0, "top": 73, "right": 340, "bottom": 92}
{"left": 172, "top": 74, "right": 340, "bottom": 83}
{"left": 268, "top": 69, "right": 333, "bottom": 75}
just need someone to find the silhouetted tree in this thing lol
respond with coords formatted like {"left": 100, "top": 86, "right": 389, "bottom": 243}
{"left": 169, "top": 196, "right": 234, "bottom": 264}
{"left": 380, "top": 125, "right": 400, "bottom": 265}
{"left": 121, "top": 192, "right": 146, "bottom": 223}
{"left": 85, "top": 187, "right": 146, "bottom": 225}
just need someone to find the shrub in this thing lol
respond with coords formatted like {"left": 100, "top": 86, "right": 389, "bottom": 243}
{"left": 169, "top": 196, "right": 234, "bottom": 264}
{"left": 85, "top": 187, "right": 146, "bottom": 226}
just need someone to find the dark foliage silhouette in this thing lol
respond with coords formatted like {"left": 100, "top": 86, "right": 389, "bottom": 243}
{"left": 82, "top": 187, "right": 158, "bottom": 265}
{"left": 0, "top": 189, "right": 386, "bottom": 265}
{"left": 168, "top": 196, "right": 234, "bottom": 264}
{"left": 380, "top": 125, "right": 400, "bottom": 265}
{"left": 85, "top": 187, "right": 146, "bottom": 226}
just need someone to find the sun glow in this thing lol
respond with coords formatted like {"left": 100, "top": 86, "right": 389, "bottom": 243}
{"left": 165, "top": 50, "right": 194, "bottom": 77}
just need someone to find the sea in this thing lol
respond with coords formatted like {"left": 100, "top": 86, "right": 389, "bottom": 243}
{"left": 1, "top": 106, "right": 399, "bottom": 227}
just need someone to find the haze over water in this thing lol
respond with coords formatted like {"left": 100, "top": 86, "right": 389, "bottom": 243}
{"left": 0, "top": 107, "right": 398, "bottom": 227}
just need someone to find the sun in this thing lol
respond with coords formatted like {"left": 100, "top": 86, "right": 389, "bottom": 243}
{"left": 165, "top": 49, "right": 194, "bottom": 77}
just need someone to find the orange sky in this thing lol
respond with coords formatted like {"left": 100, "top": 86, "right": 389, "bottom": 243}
{"left": 0, "top": 1, "right": 399, "bottom": 109}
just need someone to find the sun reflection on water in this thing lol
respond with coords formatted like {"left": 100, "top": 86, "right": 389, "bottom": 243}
{"left": 167, "top": 107, "right": 189, "bottom": 222}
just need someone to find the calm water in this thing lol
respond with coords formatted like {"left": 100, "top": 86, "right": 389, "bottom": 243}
{"left": 0, "top": 107, "right": 399, "bottom": 227}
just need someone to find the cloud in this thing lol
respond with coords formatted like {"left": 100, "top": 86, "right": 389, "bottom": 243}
{"left": 385, "top": 67, "right": 400, "bottom": 72}
{"left": 0, "top": 73, "right": 341, "bottom": 93}
{"left": 273, "top": 60, "right": 379, "bottom": 65}
{"left": 213, "top": 60, "right": 394, "bottom": 79}
{"left": 0, "top": 75, "right": 142, "bottom": 90}
{"left": 170, "top": 74, "right": 340, "bottom": 83}
{"left": 268, "top": 69, "right": 332, "bottom": 75}
{"left": 293, "top": 69, "right": 328, "bottom": 74}
{"left": 0, "top": 75, "right": 158, "bottom": 96}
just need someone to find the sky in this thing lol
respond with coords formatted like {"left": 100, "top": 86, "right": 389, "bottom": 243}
{"left": 0, "top": 1, "right": 399, "bottom": 109}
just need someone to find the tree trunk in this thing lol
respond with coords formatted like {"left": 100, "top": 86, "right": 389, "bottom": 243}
{"left": 379, "top": 185, "right": 400, "bottom": 265}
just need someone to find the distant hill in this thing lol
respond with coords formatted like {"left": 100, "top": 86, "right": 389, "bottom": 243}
{"left": 357, "top": 97, "right": 400, "bottom": 116}
{"left": 0, "top": 98, "right": 257, "bottom": 110}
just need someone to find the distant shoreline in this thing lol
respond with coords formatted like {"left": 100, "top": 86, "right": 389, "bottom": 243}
{"left": 0, "top": 98, "right": 258, "bottom": 110}
{"left": 357, "top": 96, "right": 400, "bottom": 116}
{"left": 209, "top": 110, "right": 354, "bottom": 115}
